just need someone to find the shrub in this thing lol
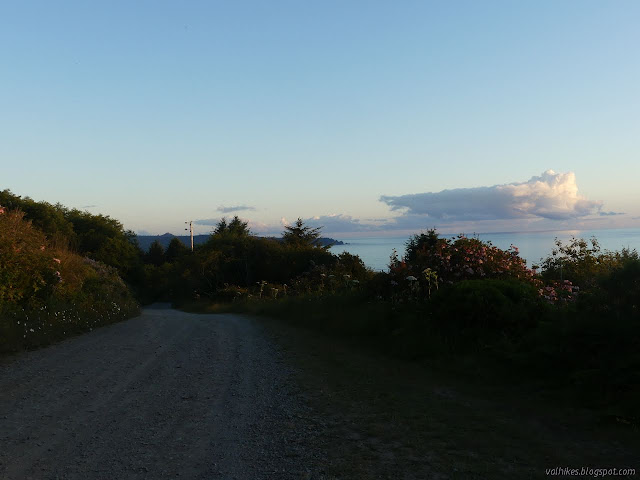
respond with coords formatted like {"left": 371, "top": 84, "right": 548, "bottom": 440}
{"left": 0, "top": 208, "right": 139, "bottom": 352}
{"left": 0, "top": 210, "right": 57, "bottom": 304}
{"left": 431, "top": 279, "right": 543, "bottom": 345}
{"left": 539, "top": 236, "right": 639, "bottom": 291}
{"left": 393, "top": 230, "right": 540, "bottom": 300}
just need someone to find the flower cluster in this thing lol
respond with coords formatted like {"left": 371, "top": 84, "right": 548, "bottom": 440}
{"left": 393, "top": 232, "right": 539, "bottom": 289}
{"left": 539, "top": 279, "right": 579, "bottom": 303}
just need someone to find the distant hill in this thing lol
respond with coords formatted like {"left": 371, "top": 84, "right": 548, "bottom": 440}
{"left": 135, "top": 233, "right": 209, "bottom": 251}
{"left": 264, "top": 236, "right": 345, "bottom": 248}
{"left": 136, "top": 233, "right": 344, "bottom": 252}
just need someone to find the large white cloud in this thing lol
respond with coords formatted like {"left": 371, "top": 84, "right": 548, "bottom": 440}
{"left": 380, "top": 170, "right": 602, "bottom": 221}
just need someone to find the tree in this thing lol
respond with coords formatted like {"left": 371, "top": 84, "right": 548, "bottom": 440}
{"left": 212, "top": 218, "right": 228, "bottom": 236}
{"left": 0, "top": 189, "right": 75, "bottom": 246}
{"left": 282, "top": 218, "right": 324, "bottom": 248}
{"left": 405, "top": 229, "right": 441, "bottom": 263}
{"left": 212, "top": 216, "right": 250, "bottom": 237}
{"left": 165, "top": 237, "right": 189, "bottom": 263}
{"left": 228, "top": 216, "right": 250, "bottom": 236}
{"left": 64, "top": 209, "right": 141, "bottom": 280}
{"left": 146, "top": 240, "right": 165, "bottom": 266}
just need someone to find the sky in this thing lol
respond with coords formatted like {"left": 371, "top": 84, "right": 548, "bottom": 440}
{"left": 2, "top": 0, "right": 639, "bottom": 238}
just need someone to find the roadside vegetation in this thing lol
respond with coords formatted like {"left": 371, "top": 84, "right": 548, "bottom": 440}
{"left": 175, "top": 224, "right": 640, "bottom": 427}
{"left": 2, "top": 189, "right": 638, "bottom": 428}
{"left": 0, "top": 191, "right": 139, "bottom": 352}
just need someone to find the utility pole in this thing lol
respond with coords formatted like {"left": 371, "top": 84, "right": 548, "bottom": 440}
{"left": 185, "top": 221, "right": 194, "bottom": 252}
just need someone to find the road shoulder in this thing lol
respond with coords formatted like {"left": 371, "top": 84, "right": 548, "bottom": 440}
{"left": 258, "top": 316, "right": 640, "bottom": 480}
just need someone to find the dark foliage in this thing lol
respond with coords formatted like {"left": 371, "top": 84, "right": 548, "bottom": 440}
{"left": 282, "top": 217, "right": 325, "bottom": 248}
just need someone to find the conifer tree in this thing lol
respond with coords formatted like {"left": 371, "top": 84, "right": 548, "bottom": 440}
{"left": 282, "top": 218, "right": 324, "bottom": 248}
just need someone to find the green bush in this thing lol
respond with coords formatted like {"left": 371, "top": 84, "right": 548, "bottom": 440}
{"left": 0, "top": 210, "right": 57, "bottom": 304}
{"left": 539, "top": 236, "right": 639, "bottom": 292}
{"left": 431, "top": 279, "right": 542, "bottom": 340}
{"left": 0, "top": 208, "right": 139, "bottom": 353}
{"left": 0, "top": 258, "right": 139, "bottom": 352}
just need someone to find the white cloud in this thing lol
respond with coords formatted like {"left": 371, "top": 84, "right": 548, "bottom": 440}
{"left": 380, "top": 170, "right": 602, "bottom": 221}
{"left": 217, "top": 205, "right": 256, "bottom": 213}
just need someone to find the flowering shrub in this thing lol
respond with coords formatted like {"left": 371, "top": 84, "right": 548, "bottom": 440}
{"left": 538, "top": 279, "right": 579, "bottom": 303}
{"left": 390, "top": 230, "right": 540, "bottom": 299}
{"left": 539, "top": 237, "right": 638, "bottom": 289}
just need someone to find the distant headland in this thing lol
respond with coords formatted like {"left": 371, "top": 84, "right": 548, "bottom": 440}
{"left": 136, "top": 233, "right": 344, "bottom": 251}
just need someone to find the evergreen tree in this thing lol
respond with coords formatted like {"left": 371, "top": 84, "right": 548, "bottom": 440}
{"left": 213, "top": 216, "right": 250, "bottom": 237}
{"left": 213, "top": 217, "right": 228, "bottom": 236}
{"left": 228, "top": 216, "right": 250, "bottom": 236}
{"left": 405, "top": 229, "right": 440, "bottom": 263}
{"left": 165, "top": 237, "right": 189, "bottom": 263}
{"left": 282, "top": 218, "right": 324, "bottom": 248}
{"left": 146, "top": 240, "right": 165, "bottom": 266}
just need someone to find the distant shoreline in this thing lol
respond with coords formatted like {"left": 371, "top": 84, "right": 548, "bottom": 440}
{"left": 136, "top": 233, "right": 344, "bottom": 251}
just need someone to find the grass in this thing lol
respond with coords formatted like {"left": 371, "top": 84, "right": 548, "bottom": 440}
{"left": 184, "top": 293, "right": 640, "bottom": 425}
{"left": 257, "top": 316, "right": 640, "bottom": 479}
{"left": 180, "top": 295, "right": 640, "bottom": 477}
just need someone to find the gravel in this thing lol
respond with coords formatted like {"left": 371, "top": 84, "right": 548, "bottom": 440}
{"left": 0, "top": 305, "right": 327, "bottom": 480}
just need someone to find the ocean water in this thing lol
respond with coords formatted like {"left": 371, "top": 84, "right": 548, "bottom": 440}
{"left": 329, "top": 228, "right": 640, "bottom": 272}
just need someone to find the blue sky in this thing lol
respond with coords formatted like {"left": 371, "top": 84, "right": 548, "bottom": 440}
{"left": 2, "top": 0, "right": 639, "bottom": 237}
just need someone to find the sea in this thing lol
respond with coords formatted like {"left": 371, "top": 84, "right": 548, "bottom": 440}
{"left": 329, "top": 228, "right": 640, "bottom": 272}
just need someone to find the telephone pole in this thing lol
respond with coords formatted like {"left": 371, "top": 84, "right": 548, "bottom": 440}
{"left": 185, "top": 221, "right": 194, "bottom": 251}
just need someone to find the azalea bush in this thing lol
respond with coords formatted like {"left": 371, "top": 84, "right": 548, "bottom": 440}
{"left": 399, "top": 230, "right": 537, "bottom": 282}
{"left": 384, "top": 230, "right": 541, "bottom": 304}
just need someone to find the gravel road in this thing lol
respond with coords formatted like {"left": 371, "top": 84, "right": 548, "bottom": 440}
{"left": 0, "top": 306, "right": 324, "bottom": 480}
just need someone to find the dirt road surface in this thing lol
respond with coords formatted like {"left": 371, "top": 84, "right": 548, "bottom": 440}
{"left": 2, "top": 306, "right": 638, "bottom": 480}
{"left": 0, "top": 306, "right": 323, "bottom": 480}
